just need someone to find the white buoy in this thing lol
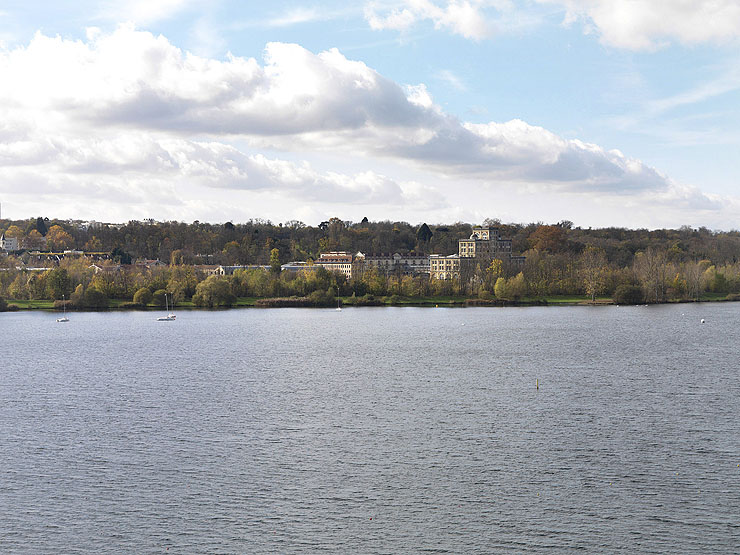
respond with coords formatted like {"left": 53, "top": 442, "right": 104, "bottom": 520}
{"left": 701, "top": 319, "right": 705, "bottom": 324}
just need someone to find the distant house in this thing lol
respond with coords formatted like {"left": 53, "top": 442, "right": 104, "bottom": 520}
{"left": 89, "top": 263, "right": 121, "bottom": 274}
{"left": 193, "top": 264, "right": 222, "bottom": 276}
{"left": 0, "top": 234, "right": 19, "bottom": 252}
{"left": 217, "top": 265, "right": 270, "bottom": 275}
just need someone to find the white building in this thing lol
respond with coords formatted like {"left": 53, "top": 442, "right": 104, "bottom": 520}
{"left": 0, "top": 234, "right": 19, "bottom": 252}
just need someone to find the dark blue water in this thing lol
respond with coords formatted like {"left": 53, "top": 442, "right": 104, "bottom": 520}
{"left": 1, "top": 304, "right": 739, "bottom": 553}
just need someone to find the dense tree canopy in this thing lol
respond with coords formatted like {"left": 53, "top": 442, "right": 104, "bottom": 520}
{"left": 2, "top": 216, "right": 740, "bottom": 306}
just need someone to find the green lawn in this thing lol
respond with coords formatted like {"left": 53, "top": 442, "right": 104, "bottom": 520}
{"left": 699, "top": 292, "right": 728, "bottom": 301}
{"left": 6, "top": 299, "right": 57, "bottom": 309}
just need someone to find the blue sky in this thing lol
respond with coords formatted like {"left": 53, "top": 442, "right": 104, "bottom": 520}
{"left": 1, "top": 1, "right": 739, "bottom": 228}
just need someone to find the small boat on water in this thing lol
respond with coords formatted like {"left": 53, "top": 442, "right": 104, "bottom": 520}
{"left": 56, "top": 294, "right": 69, "bottom": 322}
{"left": 157, "top": 293, "right": 176, "bottom": 321}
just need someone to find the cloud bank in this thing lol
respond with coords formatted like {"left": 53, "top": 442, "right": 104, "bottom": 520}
{"left": 551, "top": 0, "right": 740, "bottom": 50}
{"left": 365, "top": 1, "right": 740, "bottom": 50}
{"left": 365, "top": 0, "right": 494, "bottom": 40}
{"left": 0, "top": 24, "right": 726, "bottom": 222}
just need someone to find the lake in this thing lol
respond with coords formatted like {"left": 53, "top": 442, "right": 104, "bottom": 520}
{"left": 1, "top": 304, "right": 739, "bottom": 553}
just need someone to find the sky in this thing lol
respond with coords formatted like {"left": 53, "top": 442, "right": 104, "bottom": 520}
{"left": 1, "top": 1, "right": 739, "bottom": 229}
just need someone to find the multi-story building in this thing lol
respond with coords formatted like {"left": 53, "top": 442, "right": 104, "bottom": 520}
{"left": 315, "top": 251, "right": 355, "bottom": 279}
{"left": 429, "top": 254, "right": 460, "bottom": 280}
{"left": 0, "top": 234, "right": 19, "bottom": 252}
{"left": 458, "top": 226, "right": 512, "bottom": 259}
{"left": 356, "top": 252, "right": 430, "bottom": 276}
{"left": 431, "top": 226, "right": 523, "bottom": 280}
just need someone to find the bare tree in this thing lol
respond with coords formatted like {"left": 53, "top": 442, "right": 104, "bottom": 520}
{"left": 580, "top": 246, "right": 607, "bottom": 302}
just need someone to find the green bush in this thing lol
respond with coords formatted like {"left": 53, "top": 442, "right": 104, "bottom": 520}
{"left": 133, "top": 287, "right": 153, "bottom": 306}
{"left": 613, "top": 284, "right": 644, "bottom": 305}
{"left": 306, "top": 288, "right": 334, "bottom": 307}
{"left": 192, "top": 276, "right": 236, "bottom": 307}
{"left": 53, "top": 299, "right": 73, "bottom": 310}
{"left": 83, "top": 287, "right": 108, "bottom": 308}
{"left": 152, "top": 289, "right": 167, "bottom": 307}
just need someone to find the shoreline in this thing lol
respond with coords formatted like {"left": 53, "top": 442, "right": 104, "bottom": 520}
{"left": 2, "top": 295, "right": 736, "bottom": 312}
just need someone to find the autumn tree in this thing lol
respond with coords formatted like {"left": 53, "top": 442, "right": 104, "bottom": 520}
{"left": 192, "top": 276, "right": 236, "bottom": 307}
{"left": 633, "top": 247, "right": 669, "bottom": 303}
{"left": 494, "top": 277, "right": 508, "bottom": 299}
{"left": 222, "top": 241, "right": 241, "bottom": 264}
{"left": 579, "top": 246, "right": 607, "bottom": 302}
{"left": 84, "top": 236, "right": 103, "bottom": 251}
{"left": 24, "top": 230, "right": 46, "bottom": 250}
{"left": 45, "top": 268, "right": 73, "bottom": 300}
{"left": 270, "top": 248, "right": 281, "bottom": 275}
{"left": 528, "top": 225, "right": 567, "bottom": 253}
{"left": 46, "top": 225, "right": 74, "bottom": 251}
{"left": 484, "top": 259, "right": 503, "bottom": 292}
{"left": 168, "top": 266, "right": 198, "bottom": 303}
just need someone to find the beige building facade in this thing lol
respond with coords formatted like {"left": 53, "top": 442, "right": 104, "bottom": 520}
{"left": 315, "top": 251, "right": 355, "bottom": 279}
{"left": 431, "top": 226, "right": 523, "bottom": 280}
{"left": 429, "top": 254, "right": 460, "bottom": 280}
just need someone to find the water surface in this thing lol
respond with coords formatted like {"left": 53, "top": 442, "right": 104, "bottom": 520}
{"left": 1, "top": 304, "right": 739, "bottom": 553}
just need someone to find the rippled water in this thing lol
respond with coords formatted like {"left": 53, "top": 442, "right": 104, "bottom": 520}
{"left": 1, "top": 304, "right": 739, "bottom": 553}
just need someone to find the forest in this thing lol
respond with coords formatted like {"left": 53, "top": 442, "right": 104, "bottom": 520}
{"left": 2, "top": 216, "right": 740, "bottom": 308}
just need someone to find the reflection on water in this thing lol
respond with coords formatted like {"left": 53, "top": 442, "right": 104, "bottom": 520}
{"left": 1, "top": 304, "right": 739, "bottom": 553}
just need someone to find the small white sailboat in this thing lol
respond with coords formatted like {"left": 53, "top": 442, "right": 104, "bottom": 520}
{"left": 336, "top": 298, "right": 342, "bottom": 311}
{"left": 56, "top": 294, "right": 69, "bottom": 323}
{"left": 157, "top": 293, "right": 176, "bottom": 321}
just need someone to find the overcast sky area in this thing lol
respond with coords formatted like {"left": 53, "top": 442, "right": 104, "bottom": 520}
{"left": 1, "top": 1, "right": 740, "bottom": 229}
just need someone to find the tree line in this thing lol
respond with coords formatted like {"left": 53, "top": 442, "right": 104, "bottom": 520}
{"left": 2, "top": 216, "right": 740, "bottom": 307}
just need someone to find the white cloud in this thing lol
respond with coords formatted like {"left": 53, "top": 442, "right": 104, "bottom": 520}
{"left": 230, "top": 6, "right": 360, "bottom": 30}
{"left": 0, "top": 127, "right": 434, "bottom": 206}
{"left": 365, "top": 0, "right": 494, "bottom": 40}
{"left": 266, "top": 8, "right": 322, "bottom": 27}
{"left": 0, "top": 26, "right": 674, "bottom": 193}
{"left": 96, "top": 0, "right": 199, "bottom": 25}
{"left": 0, "top": 25, "right": 731, "bottom": 225}
{"left": 545, "top": 0, "right": 740, "bottom": 50}
{"left": 437, "top": 69, "right": 467, "bottom": 91}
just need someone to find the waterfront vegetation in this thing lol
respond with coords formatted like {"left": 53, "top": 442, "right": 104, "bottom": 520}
{"left": 3, "top": 217, "right": 740, "bottom": 310}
